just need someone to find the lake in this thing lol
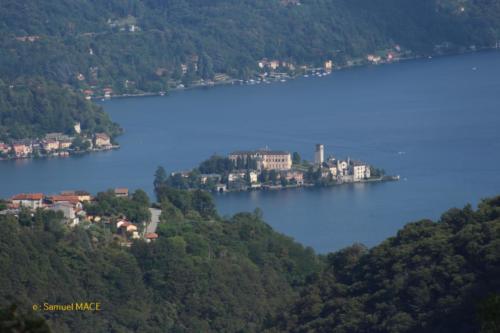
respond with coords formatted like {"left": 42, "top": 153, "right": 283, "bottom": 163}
{"left": 1, "top": 51, "right": 500, "bottom": 253}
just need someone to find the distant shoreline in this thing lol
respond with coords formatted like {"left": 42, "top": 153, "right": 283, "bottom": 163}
{"left": 93, "top": 47, "right": 498, "bottom": 102}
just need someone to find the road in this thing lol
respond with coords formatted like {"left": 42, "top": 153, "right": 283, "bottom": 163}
{"left": 146, "top": 208, "right": 161, "bottom": 234}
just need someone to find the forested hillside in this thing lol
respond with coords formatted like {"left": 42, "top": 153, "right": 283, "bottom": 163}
{"left": 1, "top": 0, "right": 500, "bottom": 140}
{"left": 1, "top": 188, "right": 499, "bottom": 332}
{"left": 270, "top": 197, "right": 500, "bottom": 333}
{"left": 0, "top": 78, "right": 119, "bottom": 141}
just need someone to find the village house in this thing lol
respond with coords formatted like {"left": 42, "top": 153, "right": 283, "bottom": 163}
{"left": 114, "top": 188, "right": 129, "bottom": 197}
{"left": 49, "top": 195, "right": 83, "bottom": 208}
{"left": 284, "top": 170, "right": 304, "bottom": 185}
{"left": 49, "top": 202, "right": 79, "bottom": 226}
{"left": 200, "top": 174, "right": 222, "bottom": 184}
{"left": 228, "top": 172, "right": 246, "bottom": 183}
{"left": 249, "top": 171, "right": 258, "bottom": 183}
{"left": 324, "top": 60, "right": 333, "bottom": 71}
{"left": 42, "top": 140, "right": 60, "bottom": 152}
{"left": 59, "top": 139, "right": 73, "bottom": 150}
{"left": 367, "top": 54, "right": 382, "bottom": 64}
{"left": 83, "top": 90, "right": 94, "bottom": 100}
{"left": 0, "top": 142, "right": 10, "bottom": 154}
{"left": 145, "top": 232, "right": 159, "bottom": 243}
{"left": 94, "top": 133, "right": 111, "bottom": 147}
{"left": 60, "top": 191, "right": 92, "bottom": 202}
{"left": 103, "top": 88, "right": 113, "bottom": 98}
{"left": 12, "top": 142, "right": 33, "bottom": 158}
{"left": 11, "top": 193, "right": 44, "bottom": 209}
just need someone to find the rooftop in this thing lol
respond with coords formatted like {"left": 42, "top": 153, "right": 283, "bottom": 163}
{"left": 11, "top": 193, "right": 43, "bottom": 201}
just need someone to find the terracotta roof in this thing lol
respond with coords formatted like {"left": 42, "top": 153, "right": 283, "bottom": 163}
{"left": 11, "top": 193, "right": 43, "bottom": 201}
{"left": 114, "top": 188, "right": 128, "bottom": 194}
{"left": 50, "top": 195, "right": 80, "bottom": 204}
{"left": 145, "top": 233, "right": 159, "bottom": 239}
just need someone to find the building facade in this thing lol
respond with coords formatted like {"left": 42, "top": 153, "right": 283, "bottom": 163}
{"left": 229, "top": 150, "right": 292, "bottom": 171}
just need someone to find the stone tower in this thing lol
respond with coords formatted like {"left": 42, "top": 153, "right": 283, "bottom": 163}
{"left": 314, "top": 144, "right": 324, "bottom": 166}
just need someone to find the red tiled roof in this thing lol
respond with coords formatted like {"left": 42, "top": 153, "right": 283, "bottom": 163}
{"left": 50, "top": 195, "right": 80, "bottom": 204}
{"left": 11, "top": 193, "right": 43, "bottom": 201}
{"left": 145, "top": 233, "right": 159, "bottom": 239}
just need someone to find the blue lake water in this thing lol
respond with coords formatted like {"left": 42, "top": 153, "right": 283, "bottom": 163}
{"left": 1, "top": 51, "right": 500, "bottom": 252}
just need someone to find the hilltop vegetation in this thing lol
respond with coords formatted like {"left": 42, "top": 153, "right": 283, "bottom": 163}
{"left": 1, "top": 0, "right": 500, "bottom": 92}
{"left": 1, "top": 185, "right": 499, "bottom": 332}
{"left": 0, "top": 78, "right": 120, "bottom": 141}
{"left": 0, "top": 187, "right": 320, "bottom": 332}
{"left": 270, "top": 196, "right": 500, "bottom": 333}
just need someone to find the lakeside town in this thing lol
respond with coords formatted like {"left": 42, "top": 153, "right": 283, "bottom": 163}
{"left": 83, "top": 45, "right": 413, "bottom": 99}
{"left": 165, "top": 144, "right": 399, "bottom": 193}
{"left": 0, "top": 122, "right": 118, "bottom": 160}
{"left": 0, "top": 187, "right": 159, "bottom": 246}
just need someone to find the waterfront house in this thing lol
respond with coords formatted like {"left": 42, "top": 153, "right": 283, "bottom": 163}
{"left": 83, "top": 90, "right": 94, "bottom": 100}
{"left": 12, "top": 142, "right": 33, "bottom": 158}
{"left": 0, "top": 142, "right": 10, "bottom": 154}
{"left": 350, "top": 161, "right": 371, "bottom": 181}
{"left": 59, "top": 139, "right": 72, "bottom": 149}
{"left": 103, "top": 88, "right": 113, "bottom": 98}
{"left": 42, "top": 140, "right": 60, "bottom": 152}
{"left": 11, "top": 193, "right": 44, "bottom": 209}
{"left": 215, "top": 183, "right": 227, "bottom": 192}
{"left": 284, "top": 170, "right": 304, "bottom": 185}
{"left": 114, "top": 188, "right": 129, "bottom": 197}
{"left": 200, "top": 174, "right": 222, "bottom": 184}
{"left": 249, "top": 171, "right": 258, "bottom": 183}
{"left": 324, "top": 60, "right": 333, "bottom": 71}
{"left": 94, "top": 133, "right": 111, "bottom": 147}
{"left": 228, "top": 172, "right": 246, "bottom": 182}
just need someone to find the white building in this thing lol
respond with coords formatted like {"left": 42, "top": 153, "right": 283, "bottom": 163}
{"left": 351, "top": 162, "right": 371, "bottom": 181}
{"left": 228, "top": 172, "right": 246, "bottom": 182}
{"left": 11, "top": 193, "right": 44, "bottom": 209}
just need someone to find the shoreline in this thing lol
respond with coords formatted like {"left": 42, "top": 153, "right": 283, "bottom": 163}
{"left": 214, "top": 175, "right": 400, "bottom": 194}
{"left": 0, "top": 145, "right": 120, "bottom": 162}
{"left": 93, "top": 47, "right": 499, "bottom": 101}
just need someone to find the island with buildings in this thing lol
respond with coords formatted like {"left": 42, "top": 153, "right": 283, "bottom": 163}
{"left": 162, "top": 144, "right": 399, "bottom": 193}
{"left": 0, "top": 123, "right": 118, "bottom": 160}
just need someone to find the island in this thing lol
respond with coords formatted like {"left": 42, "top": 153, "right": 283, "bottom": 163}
{"left": 159, "top": 144, "right": 399, "bottom": 193}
